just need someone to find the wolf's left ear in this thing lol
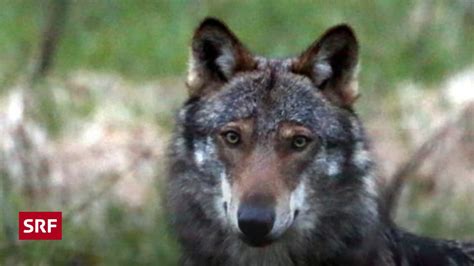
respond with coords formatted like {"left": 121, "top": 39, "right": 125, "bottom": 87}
{"left": 292, "top": 24, "right": 359, "bottom": 107}
{"left": 187, "top": 17, "right": 256, "bottom": 96}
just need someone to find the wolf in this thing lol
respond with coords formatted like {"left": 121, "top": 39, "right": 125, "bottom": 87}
{"left": 166, "top": 17, "right": 474, "bottom": 266}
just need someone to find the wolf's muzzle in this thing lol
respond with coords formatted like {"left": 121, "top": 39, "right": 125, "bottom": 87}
{"left": 237, "top": 203, "right": 275, "bottom": 247}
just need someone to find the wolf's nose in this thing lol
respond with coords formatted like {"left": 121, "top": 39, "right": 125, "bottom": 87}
{"left": 237, "top": 204, "right": 275, "bottom": 242}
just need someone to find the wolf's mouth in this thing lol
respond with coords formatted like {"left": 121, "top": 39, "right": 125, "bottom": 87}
{"left": 239, "top": 234, "right": 274, "bottom": 248}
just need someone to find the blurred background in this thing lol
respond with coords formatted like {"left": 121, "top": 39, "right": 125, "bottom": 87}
{"left": 0, "top": 0, "right": 473, "bottom": 265}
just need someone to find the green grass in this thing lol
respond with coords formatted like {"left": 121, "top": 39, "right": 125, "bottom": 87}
{"left": 395, "top": 179, "right": 474, "bottom": 241}
{"left": 0, "top": 176, "right": 180, "bottom": 265}
{"left": 1, "top": 0, "right": 472, "bottom": 86}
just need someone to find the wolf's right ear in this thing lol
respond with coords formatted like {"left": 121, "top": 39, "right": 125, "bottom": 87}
{"left": 292, "top": 25, "right": 359, "bottom": 107}
{"left": 187, "top": 18, "right": 256, "bottom": 96}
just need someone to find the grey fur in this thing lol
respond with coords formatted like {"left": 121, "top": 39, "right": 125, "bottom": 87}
{"left": 166, "top": 18, "right": 474, "bottom": 266}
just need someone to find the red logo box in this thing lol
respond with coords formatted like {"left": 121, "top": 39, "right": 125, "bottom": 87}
{"left": 18, "top": 212, "right": 62, "bottom": 240}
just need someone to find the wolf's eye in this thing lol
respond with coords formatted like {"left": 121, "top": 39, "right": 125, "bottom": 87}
{"left": 223, "top": 131, "right": 241, "bottom": 145}
{"left": 292, "top": 136, "right": 310, "bottom": 150}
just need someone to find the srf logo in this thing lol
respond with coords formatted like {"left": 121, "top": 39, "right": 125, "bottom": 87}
{"left": 18, "top": 212, "right": 62, "bottom": 240}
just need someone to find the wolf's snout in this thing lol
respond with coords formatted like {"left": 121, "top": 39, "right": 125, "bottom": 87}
{"left": 237, "top": 203, "right": 275, "bottom": 245}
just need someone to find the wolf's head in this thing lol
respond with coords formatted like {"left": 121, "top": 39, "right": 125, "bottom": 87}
{"left": 176, "top": 18, "right": 378, "bottom": 251}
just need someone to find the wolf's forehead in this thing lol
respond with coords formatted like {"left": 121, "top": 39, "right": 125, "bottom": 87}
{"left": 204, "top": 70, "right": 334, "bottom": 130}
